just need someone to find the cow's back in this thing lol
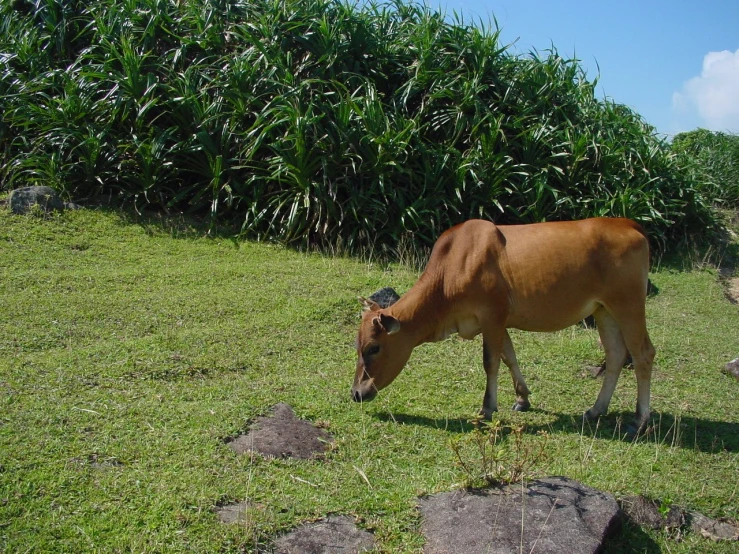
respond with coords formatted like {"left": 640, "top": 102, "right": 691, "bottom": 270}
{"left": 496, "top": 218, "right": 650, "bottom": 331}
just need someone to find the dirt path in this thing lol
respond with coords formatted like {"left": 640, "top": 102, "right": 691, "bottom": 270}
{"left": 726, "top": 275, "right": 739, "bottom": 304}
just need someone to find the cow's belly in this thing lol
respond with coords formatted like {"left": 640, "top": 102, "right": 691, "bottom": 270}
{"left": 507, "top": 299, "right": 600, "bottom": 332}
{"left": 435, "top": 315, "right": 482, "bottom": 341}
{"left": 457, "top": 317, "right": 483, "bottom": 339}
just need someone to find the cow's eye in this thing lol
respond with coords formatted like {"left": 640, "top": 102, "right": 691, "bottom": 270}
{"left": 365, "top": 345, "right": 380, "bottom": 357}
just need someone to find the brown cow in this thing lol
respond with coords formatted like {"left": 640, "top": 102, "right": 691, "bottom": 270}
{"left": 352, "top": 218, "right": 655, "bottom": 433}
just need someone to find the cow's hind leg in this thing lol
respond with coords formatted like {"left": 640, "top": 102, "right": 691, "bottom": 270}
{"left": 587, "top": 304, "right": 655, "bottom": 436}
{"left": 501, "top": 331, "right": 531, "bottom": 411}
{"left": 585, "top": 307, "right": 628, "bottom": 420}
{"left": 620, "top": 318, "right": 655, "bottom": 434}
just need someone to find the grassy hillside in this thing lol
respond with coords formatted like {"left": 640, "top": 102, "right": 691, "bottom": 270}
{"left": 1, "top": 204, "right": 738, "bottom": 552}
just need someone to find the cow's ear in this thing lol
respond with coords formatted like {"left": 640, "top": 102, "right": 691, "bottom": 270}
{"left": 359, "top": 297, "right": 381, "bottom": 312}
{"left": 379, "top": 313, "right": 400, "bottom": 335}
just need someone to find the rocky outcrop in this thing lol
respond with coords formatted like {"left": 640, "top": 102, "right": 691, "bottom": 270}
{"left": 9, "top": 186, "right": 80, "bottom": 214}
{"left": 419, "top": 477, "right": 620, "bottom": 554}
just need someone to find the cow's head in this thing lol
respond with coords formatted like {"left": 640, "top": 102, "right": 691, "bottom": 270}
{"left": 351, "top": 297, "right": 413, "bottom": 403}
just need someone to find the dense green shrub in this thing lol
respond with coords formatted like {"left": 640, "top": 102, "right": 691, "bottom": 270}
{"left": 1, "top": 0, "right": 716, "bottom": 250}
{"left": 672, "top": 129, "right": 739, "bottom": 209}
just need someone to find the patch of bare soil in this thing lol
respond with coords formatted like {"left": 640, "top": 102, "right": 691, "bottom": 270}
{"left": 725, "top": 275, "right": 739, "bottom": 304}
{"left": 621, "top": 495, "right": 685, "bottom": 532}
{"left": 718, "top": 209, "right": 739, "bottom": 304}
{"left": 216, "top": 501, "right": 250, "bottom": 525}
{"left": 621, "top": 495, "right": 739, "bottom": 542}
{"left": 718, "top": 265, "right": 739, "bottom": 304}
{"left": 272, "top": 515, "right": 375, "bottom": 554}
{"left": 228, "top": 402, "right": 333, "bottom": 459}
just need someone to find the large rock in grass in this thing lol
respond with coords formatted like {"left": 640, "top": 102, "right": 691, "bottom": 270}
{"left": 419, "top": 477, "right": 620, "bottom": 554}
{"left": 9, "top": 186, "right": 80, "bottom": 214}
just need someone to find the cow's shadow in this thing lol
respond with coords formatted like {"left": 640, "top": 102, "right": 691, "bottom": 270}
{"left": 373, "top": 409, "right": 739, "bottom": 452}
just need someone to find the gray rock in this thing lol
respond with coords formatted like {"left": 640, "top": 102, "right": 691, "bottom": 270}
{"left": 689, "top": 511, "right": 739, "bottom": 541}
{"left": 419, "top": 477, "right": 620, "bottom": 554}
{"left": 228, "top": 403, "right": 333, "bottom": 460}
{"left": 723, "top": 358, "right": 739, "bottom": 381}
{"left": 582, "top": 364, "right": 606, "bottom": 378}
{"left": 273, "top": 515, "right": 375, "bottom": 554}
{"left": 368, "top": 287, "right": 400, "bottom": 308}
{"left": 9, "top": 186, "right": 66, "bottom": 214}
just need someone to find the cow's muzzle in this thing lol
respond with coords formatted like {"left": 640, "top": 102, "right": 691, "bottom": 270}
{"left": 351, "top": 381, "right": 377, "bottom": 403}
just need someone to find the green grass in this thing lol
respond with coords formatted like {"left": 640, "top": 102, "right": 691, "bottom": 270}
{"left": 1, "top": 205, "right": 738, "bottom": 553}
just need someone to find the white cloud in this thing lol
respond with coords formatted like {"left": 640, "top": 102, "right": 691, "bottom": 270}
{"left": 672, "top": 49, "right": 739, "bottom": 133}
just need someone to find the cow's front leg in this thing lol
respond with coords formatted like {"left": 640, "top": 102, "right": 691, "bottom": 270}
{"left": 480, "top": 332, "right": 504, "bottom": 419}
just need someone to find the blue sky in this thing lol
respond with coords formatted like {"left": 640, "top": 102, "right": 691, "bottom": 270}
{"left": 438, "top": 0, "right": 739, "bottom": 138}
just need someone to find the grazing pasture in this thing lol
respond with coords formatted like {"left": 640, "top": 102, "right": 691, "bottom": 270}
{"left": 1, "top": 205, "right": 737, "bottom": 553}
{"left": 2, "top": 1, "right": 736, "bottom": 551}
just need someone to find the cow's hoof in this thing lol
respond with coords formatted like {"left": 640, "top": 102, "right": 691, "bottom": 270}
{"left": 582, "top": 408, "right": 600, "bottom": 421}
{"left": 623, "top": 424, "right": 640, "bottom": 441}
{"left": 478, "top": 408, "right": 497, "bottom": 421}
{"left": 624, "top": 418, "right": 649, "bottom": 441}
{"left": 512, "top": 401, "right": 530, "bottom": 412}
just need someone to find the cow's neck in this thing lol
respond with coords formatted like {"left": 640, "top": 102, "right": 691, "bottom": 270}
{"left": 389, "top": 273, "right": 448, "bottom": 346}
